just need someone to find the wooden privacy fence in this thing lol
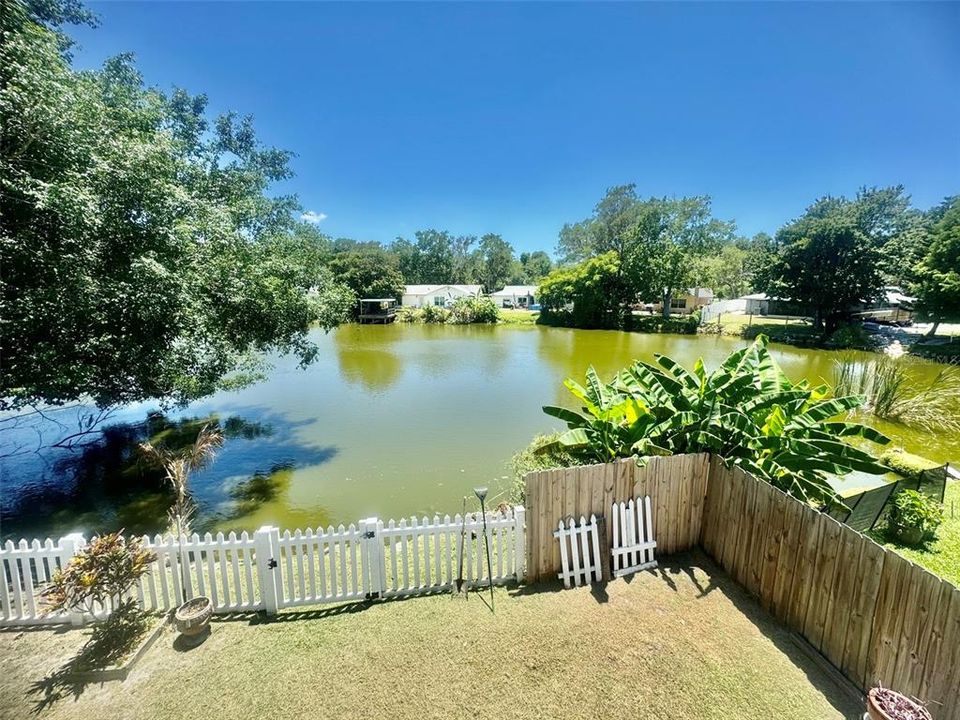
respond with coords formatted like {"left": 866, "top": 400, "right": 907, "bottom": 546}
{"left": 701, "top": 459, "right": 960, "bottom": 719}
{"left": 1, "top": 507, "right": 525, "bottom": 626}
{"left": 523, "top": 453, "right": 709, "bottom": 583}
{"left": 523, "top": 453, "right": 960, "bottom": 718}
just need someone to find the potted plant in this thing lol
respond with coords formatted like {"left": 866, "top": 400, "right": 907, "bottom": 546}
{"left": 886, "top": 489, "right": 944, "bottom": 546}
{"left": 140, "top": 423, "right": 223, "bottom": 643}
{"left": 867, "top": 687, "right": 932, "bottom": 720}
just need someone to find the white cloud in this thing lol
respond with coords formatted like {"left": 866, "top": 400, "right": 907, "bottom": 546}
{"left": 300, "top": 210, "right": 328, "bottom": 225}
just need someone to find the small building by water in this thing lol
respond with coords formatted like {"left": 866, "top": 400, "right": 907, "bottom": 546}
{"left": 358, "top": 298, "right": 398, "bottom": 323}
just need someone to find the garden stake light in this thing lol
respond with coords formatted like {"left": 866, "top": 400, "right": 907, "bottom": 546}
{"left": 474, "top": 486, "right": 495, "bottom": 613}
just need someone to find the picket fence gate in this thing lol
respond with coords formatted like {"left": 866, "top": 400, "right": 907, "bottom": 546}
{"left": 553, "top": 515, "right": 602, "bottom": 588}
{"left": 0, "top": 507, "right": 525, "bottom": 626}
{"left": 611, "top": 497, "right": 657, "bottom": 578}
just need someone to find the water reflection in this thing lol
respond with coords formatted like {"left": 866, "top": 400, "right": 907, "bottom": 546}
{"left": 1, "top": 411, "right": 337, "bottom": 540}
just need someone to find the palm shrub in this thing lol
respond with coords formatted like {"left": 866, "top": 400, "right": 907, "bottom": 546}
{"left": 139, "top": 423, "right": 224, "bottom": 602}
{"left": 538, "top": 334, "right": 891, "bottom": 506}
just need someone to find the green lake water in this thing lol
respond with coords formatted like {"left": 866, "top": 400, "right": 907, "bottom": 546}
{"left": 2, "top": 324, "right": 958, "bottom": 540}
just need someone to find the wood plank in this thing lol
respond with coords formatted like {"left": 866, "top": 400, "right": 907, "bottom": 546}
{"left": 893, "top": 565, "right": 943, "bottom": 699}
{"left": 655, "top": 458, "right": 672, "bottom": 554}
{"left": 865, "top": 550, "right": 911, "bottom": 688}
{"left": 840, "top": 540, "right": 886, "bottom": 688}
{"left": 699, "top": 456, "right": 722, "bottom": 555}
{"left": 822, "top": 524, "right": 864, "bottom": 669}
{"left": 732, "top": 472, "right": 758, "bottom": 587}
{"left": 688, "top": 454, "right": 708, "bottom": 549}
{"left": 771, "top": 494, "right": 805, "bottom": 619}
{"left": 744, "top": 479, "right": 770, "bottom": 597}
{"left": 672, "top": 455, "right": 695, "bottom": 551}
{"left": 758, "top": 487, "right": 787, "bottom": 613}
{"left": 921, "top": 584, "right": 960, "bottom": 718}
{"left": 803, "top": 515, "right": 842, "bottom": 652}
{"left": 719, "top": 466, "right": 746, "bottom": 573}
{"left": 785, "top": 507, "right": 822, "bottom": 633}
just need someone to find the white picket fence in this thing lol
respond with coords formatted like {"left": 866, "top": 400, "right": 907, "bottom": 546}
{"left": 699, "top": 298, "right": 746, "bottom": 324}
{"left": 553, "top": 515, "right": 603, "bottom": 588}
{"left": 611, "top": 497, "right": 657, "bottom": 578}
{"left": 0, "top": 507, "right": 525, "bottom": 626}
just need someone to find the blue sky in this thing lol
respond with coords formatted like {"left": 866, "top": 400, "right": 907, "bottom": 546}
{"left": 72, "top": 2, "right": 959, "bottom": 255}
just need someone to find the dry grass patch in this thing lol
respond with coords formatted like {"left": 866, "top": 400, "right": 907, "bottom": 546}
{"left": 0, "top": 552, "right": 862, "bottom": 720}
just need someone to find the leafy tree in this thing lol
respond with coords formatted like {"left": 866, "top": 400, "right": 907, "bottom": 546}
{"left": 478, "top": 233, "right": 515, "bottom": 292}
{"left": 328, "top": 242, "right": 405, "bottom": 307}
{"left": 392, "top": 229, "right": 480, "bottom": 284}
{"left": 519, "top": 251, "right": 553, "bottom": 281}
{"left": 914, "top": 198, "right": 960, "bottom": 336}
{"left": 695, "top": 244, "right": 751, "bottom": 299}
{"left": 762, "top": 205, "right": 884, "bottom": 333}
{"left": 539, "top": 335, "right": 890, "bottom": 506}
{"left": 0, "top": 5, "right": 352, "bottom": 412}
{"left": 557, "top": 186, "right": 733, "bottom": 317}
{"left": 537, "top": 252, "right": 625, "bottom": 328}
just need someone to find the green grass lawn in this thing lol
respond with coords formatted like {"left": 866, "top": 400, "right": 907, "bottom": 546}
{"left": 869, "top": 480, "right": 960, "bottom": 586}
{"left": 0, "top": 552, "right": 862, "bottom": 720}
{"left": 498, "top": 308, "right": 539, "bottom": 325}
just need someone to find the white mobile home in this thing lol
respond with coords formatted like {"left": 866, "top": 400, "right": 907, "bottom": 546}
{"left": 489, "top": 285, "right": 538, "bottom": 309}
{"left": 401, "top": 284, "right": 483, "bottom": 308}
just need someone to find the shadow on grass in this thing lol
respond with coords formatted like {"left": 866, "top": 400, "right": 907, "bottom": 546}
{"left": 26, "top": 605, "right": 150, "bottom": 714}
{"left": 675, "top": 550, "right": 865, "bottom": 718}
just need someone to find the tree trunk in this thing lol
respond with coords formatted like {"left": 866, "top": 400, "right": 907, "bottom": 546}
{"left": 927, "top": 319, "right": 941, "bottom": 337}
{"left": 662, "top": 289, "right": 671, "bottom": 319}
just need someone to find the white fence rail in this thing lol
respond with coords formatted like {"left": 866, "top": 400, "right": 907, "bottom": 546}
{"left": 611, "top": 497, "right": 657, "bottom": 578}
{"left": 553, "top": 515, "right": 602, "bottom": 588}
{"left": 0, "top": 507, "right": 525, "bottom": 627}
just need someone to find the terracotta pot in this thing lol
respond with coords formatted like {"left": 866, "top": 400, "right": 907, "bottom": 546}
{"left": 175, "top": 596, "right": 213, "bottom": 639}
{"left": 866, "top": 687, "right": 932, "bottom": 720}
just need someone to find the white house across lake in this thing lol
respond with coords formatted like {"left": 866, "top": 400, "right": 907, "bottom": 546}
{"left": 489, "top": 285, "right": 538, "bottom": 309}
{"left": 401, "top": 284, "right": 483, "bottom": 308}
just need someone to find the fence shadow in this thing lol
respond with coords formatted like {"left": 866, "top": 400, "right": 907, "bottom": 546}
{"left": 684, "top": 550, "right": 865, "bottom": 719}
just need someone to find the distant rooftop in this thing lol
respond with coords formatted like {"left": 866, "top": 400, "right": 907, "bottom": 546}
{"left": 403, "top": 284, "right": 482, "bottom": 295}
{"left": 490, "top": 285, "right": 538, "bottom": 296}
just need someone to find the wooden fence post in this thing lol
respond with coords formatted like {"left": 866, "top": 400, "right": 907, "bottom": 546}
{"left": 254, "top": 525, "right": 280, "bottom": 614}
{"left": 513, "top": 506, "right": 526, "bottom": 582}
{"left": 58, "top": 533, "right": 86, "bottom": 626}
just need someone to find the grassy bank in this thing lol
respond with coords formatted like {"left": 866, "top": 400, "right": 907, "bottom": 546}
{"left": 498, "top": 308, "right": 540, "bottom": 325}
{"left": 1, "top": 552, "right": 861, "bottom": 720}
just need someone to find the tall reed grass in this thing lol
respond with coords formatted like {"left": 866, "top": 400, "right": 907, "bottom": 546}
{"left": 833, "top": 354, "right": 960, "bottom": 433}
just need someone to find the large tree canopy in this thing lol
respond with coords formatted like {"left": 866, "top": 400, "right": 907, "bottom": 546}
{"left": 555, "top": 185, "right": 733, "bottom": 319}
{"left": 914, "top": 197, "right": 960, "bottom": 336}
{"left": 0, "top": 2, "right": 352, "bottom": 411}
{"left": 763, "top": 211, "right": 883, "bottom": 333}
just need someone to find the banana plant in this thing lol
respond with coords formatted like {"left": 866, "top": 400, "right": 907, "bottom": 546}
{"left": 539, "top": 335, "right": 890, "bottom": 506}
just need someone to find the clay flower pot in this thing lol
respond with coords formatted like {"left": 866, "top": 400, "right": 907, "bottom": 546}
{"left": 174, "top": 596, "right": 213, "bottom": 645}
{"left": 867, "top": 687, "right": 932, "bottom": 720}
{"left": 892, "top": 524, "right": 924, "bottom": 546}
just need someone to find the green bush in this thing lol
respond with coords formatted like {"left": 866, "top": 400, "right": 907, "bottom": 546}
{"left": 396, "top": 306, "right": 422, "bottom": 323}
{"left": 449, "top": 296, "right": 500, "bottom": 324}
{"left": 881, "top": 448, "right": 941, "bottom": 479}
{"left": 629, "top": 313, "right": 699, "bottom": 335}
{"left": 508, "top": 433, "right": 585, "bottom": 504}
{"left": 886, "top": 489, "right": 944, "bottom": 544}
{"left": 420, "top": 304, "right": 451, "bottom": 324}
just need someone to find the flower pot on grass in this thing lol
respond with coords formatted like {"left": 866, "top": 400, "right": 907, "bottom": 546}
{"left": 891, "top": 524, "right": 924, "bottom": 546}
{"left": 866, "top": 687, "right": 932, "bottom": 720}
{"left": 174, "top": 596, "right": 213, "bottom": 645}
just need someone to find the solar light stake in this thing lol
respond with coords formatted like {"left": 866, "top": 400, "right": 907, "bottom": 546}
{"left": 474, "top": 486, "right": 495, "bottom": 612}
